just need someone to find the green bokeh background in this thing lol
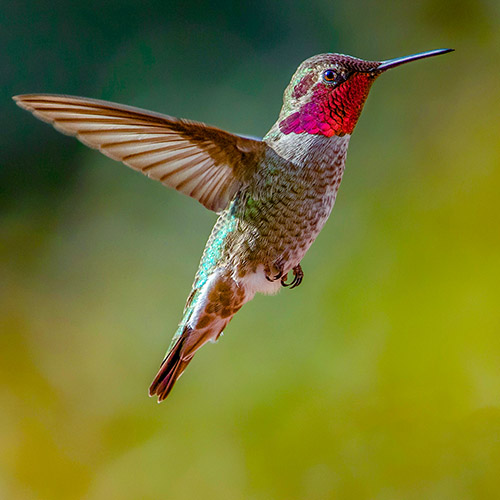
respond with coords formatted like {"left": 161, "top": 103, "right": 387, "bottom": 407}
{"left": 2, "top": 1, "right": 500, "bottom": 499}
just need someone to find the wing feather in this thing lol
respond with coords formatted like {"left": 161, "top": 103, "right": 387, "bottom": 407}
{"left": 14, "top": 94, "right": 266, "bottom": 212}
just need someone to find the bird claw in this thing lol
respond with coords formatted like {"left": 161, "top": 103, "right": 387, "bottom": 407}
{"left": 281, "top": 264, "right": 303, "bottom": 289}
{"left": 265, "top": 272, "right": 283, "bottom": 282}
{"left": 265, "top": 261, "right": 285, "bottom": 282}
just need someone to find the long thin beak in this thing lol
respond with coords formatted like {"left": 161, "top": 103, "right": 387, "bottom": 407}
{"left": 374, "top": 48, "right": 454, "bottom": 72}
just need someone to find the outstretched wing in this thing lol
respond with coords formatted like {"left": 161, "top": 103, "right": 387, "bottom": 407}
{"left": 14, "top": 94, "right": 266, "bottom": 212}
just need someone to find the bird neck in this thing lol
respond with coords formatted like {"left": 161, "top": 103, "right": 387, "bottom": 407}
{"left": 264, "top": 128, "right": 351, "bottom": 170}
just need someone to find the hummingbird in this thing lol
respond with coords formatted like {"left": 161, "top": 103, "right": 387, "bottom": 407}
{"left": 14, "top": 48, "right": 453, "bottom": 402}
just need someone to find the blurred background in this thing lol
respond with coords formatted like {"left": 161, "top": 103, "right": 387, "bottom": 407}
{"left": 2, "top": 1, "right": 500, "bottom": 498}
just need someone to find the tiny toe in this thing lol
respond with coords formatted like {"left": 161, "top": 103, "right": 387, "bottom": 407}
{"left": 281, "top": 274, "right": 290, "bottom": 287}
{"left": 289, "top": 265, "right": 304, "bottom": 289}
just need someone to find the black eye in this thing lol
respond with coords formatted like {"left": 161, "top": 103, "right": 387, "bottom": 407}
{"left": 323, "top": 69, "right": 336, "bottom": 83}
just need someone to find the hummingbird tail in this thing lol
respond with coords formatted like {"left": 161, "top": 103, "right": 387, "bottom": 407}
{"left": 148, "top": 329, "right": 192, "bottom": 402}
{"left": 149, "top": 272, "right": 250, "bottom": 402}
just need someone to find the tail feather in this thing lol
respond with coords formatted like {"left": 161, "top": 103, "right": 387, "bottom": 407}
{"left": 149, "top": 331, "right": 192, "bottom": 402}
{"left": 149, "top": 272, "right": 248, "bottom": 402}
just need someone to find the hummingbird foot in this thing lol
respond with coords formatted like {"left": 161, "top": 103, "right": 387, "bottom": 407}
{"left": 281, "top": 264, "right": 303, "bottom": 289}
{"left": 264, "top": 260, "right": 285, "bottom": 282}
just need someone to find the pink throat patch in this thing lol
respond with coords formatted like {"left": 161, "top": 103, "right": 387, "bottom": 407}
{"left": 279, "top": 73, "right": 375, "bottom": 137}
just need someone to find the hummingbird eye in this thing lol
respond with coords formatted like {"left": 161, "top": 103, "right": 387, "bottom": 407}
{"left": 322, "top": 69, "right": 336, "bottom": 83}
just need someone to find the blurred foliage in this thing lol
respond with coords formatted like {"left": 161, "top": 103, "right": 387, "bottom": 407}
{"left": 2, "top": 0, "right": 500, "bottom": 499}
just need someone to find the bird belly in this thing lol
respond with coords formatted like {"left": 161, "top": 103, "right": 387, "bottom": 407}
{"left": 277, "top": 185, "right": 338, "bottom": 274}
{"left": 240, "top": 265, "right": 283, "bottom": 296}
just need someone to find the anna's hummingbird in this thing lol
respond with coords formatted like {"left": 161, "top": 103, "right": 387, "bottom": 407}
{"left": 14, "top": 48, "right": 453, "bottom": 401}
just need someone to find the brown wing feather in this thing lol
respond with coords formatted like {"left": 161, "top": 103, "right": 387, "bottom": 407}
{"left": 13, "top": 94, "right": 266, "bottom": 212}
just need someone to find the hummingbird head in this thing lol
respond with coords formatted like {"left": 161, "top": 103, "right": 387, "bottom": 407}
{"left": 277, "top": 49, "right": 453, "bottom": 138}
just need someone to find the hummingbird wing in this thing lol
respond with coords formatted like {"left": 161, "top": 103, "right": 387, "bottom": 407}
{"left": 14, "top": 94, "right": 266, "bottom": 212}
